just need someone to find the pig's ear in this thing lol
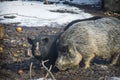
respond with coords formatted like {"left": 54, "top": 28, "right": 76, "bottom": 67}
{"left": 42, "top": 37, "right": 49, "bottom": 44}
{"left": 27, "top": 37, "right": 34, "bottom": 44}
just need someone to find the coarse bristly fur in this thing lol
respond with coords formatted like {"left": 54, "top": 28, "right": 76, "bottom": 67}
{"left": 56, "top": 17, "right": 120, "bottom": 71}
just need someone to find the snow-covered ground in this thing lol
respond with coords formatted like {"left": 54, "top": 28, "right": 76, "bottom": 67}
{"left": 111, "top": 77, "right": 120, "bottom": 80}
{"left": 0, "top": 1, "right": 93, "bottom": 27}
{"left": 48, "top": 0, "right": 100, "bottom": 5}
{"left": 65, "top": 0, "right": 100, "bottom": 5}
{"left": 34, "top": 76, "right": 120, "bottom": 80}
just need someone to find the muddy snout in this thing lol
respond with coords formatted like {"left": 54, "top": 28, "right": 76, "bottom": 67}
{"left": 55, "top": 58, "right": 68, "bottom": 71}
{"left": 55, "top": 52, "right": 82, "bottom": 71}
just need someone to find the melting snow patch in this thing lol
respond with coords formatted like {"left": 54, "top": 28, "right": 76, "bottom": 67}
{"left": 30, "top": 78, "right": 52, "bottom": 80}
{"left": 111, "top": 77, "right": 120, "bottom": 80}
{"left": 0, "top": 1, "right": 93, "bottom": 27}
{"left": 66, "top": 0, "right": 100, "bottom": 5}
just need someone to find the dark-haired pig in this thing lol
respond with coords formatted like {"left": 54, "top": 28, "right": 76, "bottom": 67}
{"left": 55, "top": 17, "right": 120, "bottom": 71}
{"left": 28, "top": 33, "right": 62, "bottom": 64}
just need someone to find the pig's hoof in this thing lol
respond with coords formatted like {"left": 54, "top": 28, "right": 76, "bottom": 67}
{"left": 84, "top": 65, "right": 90, "bottom": 69}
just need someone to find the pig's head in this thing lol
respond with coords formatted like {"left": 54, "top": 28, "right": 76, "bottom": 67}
{"left": 55, "top": 41, "right": 82, "bottom": 71}
{"left": 28, "top": 34, "right": 59, "bottom": 65}
{"left": 28, "top": 35, "right": 50, "bottom": 60}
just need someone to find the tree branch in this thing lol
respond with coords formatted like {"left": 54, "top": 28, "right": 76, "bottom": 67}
{"left": 42, "top": 60, "right": 56, "bottom": 80}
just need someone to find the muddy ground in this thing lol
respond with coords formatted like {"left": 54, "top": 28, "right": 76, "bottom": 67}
{"left": 0, "top": 8, "right": 120, "bottom": 80}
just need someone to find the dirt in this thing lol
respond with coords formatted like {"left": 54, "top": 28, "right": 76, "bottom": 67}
{"left": 63, "top": 1, "right": 120, "bottom": 19}
{"left": 0, "top": 8, "right": 120, "bottom": 80}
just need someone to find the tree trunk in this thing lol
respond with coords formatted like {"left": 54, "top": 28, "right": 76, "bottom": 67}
{"left": 44, "top": 0, "right": 49, "bottom": 4}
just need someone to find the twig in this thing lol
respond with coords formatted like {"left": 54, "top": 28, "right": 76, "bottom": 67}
{"left": 44, "top": 65, "right": 52, "bottom": 80}
{"left": 42, "top": 60, "right": 56, "bottom": 80}
{"left": 30, "top": 62, "right": 33, "bottom": 80}
{"left": 98, "top": 76, "right": 108, "bottom": 80}
{"left": 98, "top": 77, "right": 104, "bottom": 80}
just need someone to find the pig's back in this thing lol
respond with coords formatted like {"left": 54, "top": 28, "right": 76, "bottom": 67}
{"left": 60, "top": 17, "right": 120, "bottom": 58}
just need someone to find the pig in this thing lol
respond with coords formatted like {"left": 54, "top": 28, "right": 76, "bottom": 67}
{"left": 63, "top": 16, "right": 102, "bottom": 31}
{"left": 55, "top": 17, "right": 120, "bottom": 71}
{"left": 28, "top": 33, "right": 62, "bottom": 64}
{"left": 28, "top": 16, "right": 102, "bottom": 65}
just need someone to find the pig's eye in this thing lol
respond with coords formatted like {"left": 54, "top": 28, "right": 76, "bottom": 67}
{"left": 59, "top": 46, "right": 68, "bottom": 52}
{"left": 62, "top": 48, "right": 66, "bottom": 52}
{"left": 42, "top": 37, "right": 49, "bottom": 45}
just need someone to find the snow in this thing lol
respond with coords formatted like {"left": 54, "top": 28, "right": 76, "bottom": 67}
{"left": 29, "top": 78, "right": 52, "bottom": 80}
{"left": 111, "top": 77, "right": 120, "bottom": 80}
{"left": 36, "top": 78, "right": 52, "bottom": 80}
{"left": 65, "top": 0, "right": 100, "bottom": 5}
{"left": 32, "top": 77, "right": 120, "bottom": 80}
{"left": 0, "top": 1, "right": 93, "bottom": 27}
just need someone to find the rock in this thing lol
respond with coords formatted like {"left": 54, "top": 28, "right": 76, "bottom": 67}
{"left": 18, "top": 69, "right": 24, "bottom": 75}
{"left": 16, "top": 27, "right": 23, "bottom": 32}
{"left": 55, "top": 17, "right": 120, "bottom": 71}
{"left": 4, "top": 15, "right": 16, "bottom": 19}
